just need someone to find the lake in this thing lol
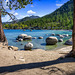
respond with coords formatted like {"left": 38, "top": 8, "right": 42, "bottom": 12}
{"left": 4, "top": 29, "right": 72, "bottom": 50}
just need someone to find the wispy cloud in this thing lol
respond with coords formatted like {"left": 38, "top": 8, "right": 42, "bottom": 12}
{"left": 27, "top": 10, "right": 36, "bottom": 14}
{"left": 56, "top": 4, "right": 63, "bottom": 7}
{"left": 14, "top": 13, "right": 18, "bottom": 16}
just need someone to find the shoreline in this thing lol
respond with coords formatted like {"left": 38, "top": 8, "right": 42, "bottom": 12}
{"left": 3, "top": 29, "right": 72, "bottom": 31}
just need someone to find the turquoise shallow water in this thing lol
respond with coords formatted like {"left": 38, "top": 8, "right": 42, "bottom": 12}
{"left": 4, "top": 29, "right": 72, "bottom": 50}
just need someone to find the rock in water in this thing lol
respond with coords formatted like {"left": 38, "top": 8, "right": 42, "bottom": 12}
{"left": 63, "top": 34, "right": 69, "bottom": 37}
{"left": 65, "top": 38, "right": 72, "bottom": 45}
{"left": 51, "top": 33, "right": 55, "bottom": 36}
{"left": 24, "top": 36, "right": 32, "bottom": 40}
{"left": 58, "top": 39, "right": 63, "bottom": 42}
{"left": 18, "top": 38, "right": 23, "bottom": 41}
{"left": 46, "top": 37, "right": 58, "bottom": 45}
{"left": 24, "top": 42, "right": 33, "bottom": 50}
{"left": 38, "top": 36, "right": 43, "bottom": 39}
{"left": 32, "top": 37, "right": 37, "bottom": 39}
{"left": 18, "top": 34, "right": 27, "bottom": 39}
{"left": 59, "top": 35, "right": 64, "bottom": 38}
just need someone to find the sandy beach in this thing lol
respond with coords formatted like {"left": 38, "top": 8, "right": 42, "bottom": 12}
{"left": 0, "top": 44, "right": 75, "bottom": 75}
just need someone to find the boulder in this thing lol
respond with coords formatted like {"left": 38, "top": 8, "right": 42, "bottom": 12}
{"left": 63, "top": 34, "right": 68, "bottom": 37}
{"left": 59, "top": 35, "right": 64, "bottom": 38}
{"left": 65, "top": 38, "right": 72, "bottom": 45}
{"left": 18, "top": 38, "right": 23, "bottom": 41}
{"left": 24, "top": 36, "right": 32, "bottom": 40}
{"left": 58, "top": 39, "right": 63, "bottom": 42}
{"left": 51, "top": 33, "right": 55, "bottom": 36}
{"left": 32, "top": 37, "right": 36, "bottom": 39}
{"left": 24, "top": 42, "right": 33, "bottom": 50}
{"left": 46, "top": 37, "right": 58, "bottom": 45}
{"left": 8, "top": 46, "right": 18, "bottom": 51}
{"left": 18, "top": 34, "right": 27, "bottom": 39}
{"left": 56, "top": 34, "right": 60, "bottom": 36}
{"left": 38, "top": 36, "right": 43, "bottom": 39}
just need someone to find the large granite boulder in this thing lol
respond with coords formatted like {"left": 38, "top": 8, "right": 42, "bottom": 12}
{"left": 65, "top": 38, "right": 72, "bottom": 45}
{"left": 18, "top": 34, "right": 27, "bottom": 39}
{"left": 24, "top": 36, "right": 32, "bottom": 40}
{"left": 46, "top": 37, "right": 58, "bottom": 45}
{"left": 24, "top": 42, "right": 33, "bottom": 50}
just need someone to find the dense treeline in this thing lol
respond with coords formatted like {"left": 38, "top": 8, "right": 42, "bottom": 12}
{"left": 3, "top": 0, "right": 73, "bottom": 30}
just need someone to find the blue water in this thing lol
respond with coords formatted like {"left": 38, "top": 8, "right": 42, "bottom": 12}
{"left": 4, "top": 29, "right": 72, "bottom": 50}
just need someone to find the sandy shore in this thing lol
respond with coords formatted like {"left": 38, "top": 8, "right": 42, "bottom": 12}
{"left": 0, "top": 44, "right": 75, "bottom": 75}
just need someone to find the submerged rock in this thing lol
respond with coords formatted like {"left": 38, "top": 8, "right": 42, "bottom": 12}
{"left": 32, "top": 37, "right": 37, "bottom": 39}
{"left": 51, "top": 33, "right": 55, "bottom": 36}
{"left": 58, "top": 39, "right": 63, "bottom": 42}
{"left": 63, "top": 34, "right": 69, "bottom": 37}
{"left": 38, "top": 36, "right": 43, "bottom": 39}
{"left": 46, "top": 37, "right": 58, "bottom": 45}
{"left": 65, "top": 38, "right": 72, "bottom": 45}
{"left": 24, "top": 42, "right": 33, "bottom": 50}
{"left": 56, "top": 34, "right": 60, "bottom": 36}
{"left": 59, "top": 35, "right": 64, "bottom": 38}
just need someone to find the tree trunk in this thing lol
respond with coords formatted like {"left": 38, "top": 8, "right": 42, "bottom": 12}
{"left": 0, "top": 10, "right": 8, "bottom": 45}
{"left": 70, "top": 0, "right": 75, "bottom": 57}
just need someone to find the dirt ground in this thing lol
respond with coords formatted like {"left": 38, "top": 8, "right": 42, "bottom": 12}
{"left": 0, "top": 44, "right": 75, "bottom": 75}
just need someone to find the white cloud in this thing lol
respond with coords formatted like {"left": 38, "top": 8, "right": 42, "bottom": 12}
{"left": 31, "top": 5, "right": 34, "bottom": 7}
{"left": 14, "top": 13, "right": 18, "bottom": 16}
{"left": 56, "top": 4, "right": 63, "bottom": 7}
{"left": 10, "top": 10, "right": 18, "bottom": 16}
{"left": 27, "top": 10, "right": 36, "bottom": 14}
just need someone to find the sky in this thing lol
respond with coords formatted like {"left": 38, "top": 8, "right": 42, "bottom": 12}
{"left": 2, "top": 0, "right": 70, "bottom": 22}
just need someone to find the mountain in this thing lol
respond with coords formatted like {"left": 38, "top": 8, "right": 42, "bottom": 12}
{"left": 3, "top": 15, "right": 40, "bottom": 24}
{"left": 19, "top": 15, "right": 40, "bottom": 22}
{"left": 3, "top": 0, "right": 73, "bottom": 30}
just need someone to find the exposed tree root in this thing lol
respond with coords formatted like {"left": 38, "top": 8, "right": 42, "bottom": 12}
{"left": 60, "top": 50, "right": 75, "bottom": 59}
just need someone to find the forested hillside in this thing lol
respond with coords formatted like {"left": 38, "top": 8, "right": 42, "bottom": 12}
{"left": 3, "top": 0, "right": 73, "bottom": 30}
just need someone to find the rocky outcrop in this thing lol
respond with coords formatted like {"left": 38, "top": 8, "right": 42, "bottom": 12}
{"left": 46, "top": 37, "right": 58, "bottom": 45}
{"left": 24, "top": 42, "right": 33, "bottom": 50}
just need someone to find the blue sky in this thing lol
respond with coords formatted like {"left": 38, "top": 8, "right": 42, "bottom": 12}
{"left": 2, "top": 0, "right": 70, "bottom": 22}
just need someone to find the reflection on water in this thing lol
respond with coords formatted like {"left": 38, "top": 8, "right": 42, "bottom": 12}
{"left": 4, "top": 29, "right": 72, "bottom": 50}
